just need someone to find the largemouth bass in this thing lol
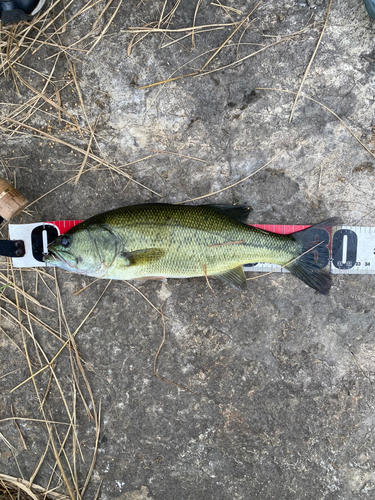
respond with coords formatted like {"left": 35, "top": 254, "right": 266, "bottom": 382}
{"left": 44, "top": 204, "right": 334, "bottom": 294}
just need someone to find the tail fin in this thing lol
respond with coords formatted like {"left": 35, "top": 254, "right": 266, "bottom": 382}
{"left": 285, "top": 218, "right": 339, "bottom": 295}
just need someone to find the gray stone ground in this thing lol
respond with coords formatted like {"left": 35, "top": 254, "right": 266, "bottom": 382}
{"left": 0, "top": 0, "right": 375, "bottom": 499}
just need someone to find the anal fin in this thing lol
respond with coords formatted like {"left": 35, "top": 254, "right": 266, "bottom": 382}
{"left": 213, "top": 266, "right": 247, "bottom": 290}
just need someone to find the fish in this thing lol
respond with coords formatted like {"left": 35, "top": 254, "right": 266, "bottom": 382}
{"left": 44, "top": 203, "right": 335, "bottom": 294}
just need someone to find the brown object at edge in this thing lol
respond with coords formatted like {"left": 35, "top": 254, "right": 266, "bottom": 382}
{"left": 0, "top": 177, "right": 28, "bottom": 220}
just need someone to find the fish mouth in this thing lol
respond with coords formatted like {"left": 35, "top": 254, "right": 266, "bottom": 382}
{"left": 43, "top": 249, "right": 72, "bottom": 268}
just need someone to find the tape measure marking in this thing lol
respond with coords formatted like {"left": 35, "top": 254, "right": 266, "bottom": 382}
{"left": 47, "top": 220, "right": 83, "bottom": 233}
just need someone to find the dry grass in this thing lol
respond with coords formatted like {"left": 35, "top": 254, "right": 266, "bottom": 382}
{"left": 0, "top": 0, "right": 162, "bottom": 199}
{"left": 0, "top": 472, "right": 69, "bottom": 499}
{"left": 288, "top": 0, "right": 333, "bottom": 122}
{"left": 1, "top": 261, "right": 105, "bottom": 498}
{"left": 126, "top": 1, "right": 321, "bottom": 90}
{"left": 0, "top": 3, "right": 121, "bottom": 499}
{"left": 0, "top": 262, "right": 107, "bottom": 499}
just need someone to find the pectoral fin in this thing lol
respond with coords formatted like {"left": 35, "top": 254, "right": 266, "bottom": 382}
{"left": 213, "top": 266, "right": 247, "bottom": 290}
{"left": 120, "top": 248, "right": 165, "bottom": 266}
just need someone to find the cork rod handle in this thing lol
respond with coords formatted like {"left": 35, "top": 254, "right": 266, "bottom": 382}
{"left": 0, "top": 178, "right": 28, "bottom": 220}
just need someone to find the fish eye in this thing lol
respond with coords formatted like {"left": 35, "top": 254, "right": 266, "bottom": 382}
{"left": 61, "top": 235, "right": 71, "bottom": 248}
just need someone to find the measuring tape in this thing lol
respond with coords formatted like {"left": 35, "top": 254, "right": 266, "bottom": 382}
{"left": 7, "top": 221, "right": 375, "bottom": 275}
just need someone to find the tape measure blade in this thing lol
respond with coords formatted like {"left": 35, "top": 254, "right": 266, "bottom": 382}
{"left": 7, "top": 221, "right": 375, "bottom": 275}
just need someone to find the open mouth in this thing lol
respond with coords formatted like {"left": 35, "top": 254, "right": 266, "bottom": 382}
{"left": 44, "top": 250, "right": 79, "bottom": 272}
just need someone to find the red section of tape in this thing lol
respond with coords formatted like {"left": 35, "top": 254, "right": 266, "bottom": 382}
{"left": 47, "top": 220, "right": 83, "bottom": 234}
{"left": 47, "top": 220, "right": 311, "bottom": 236}
{"left": 250, "top": 224, "right": 310, "bottom": 234}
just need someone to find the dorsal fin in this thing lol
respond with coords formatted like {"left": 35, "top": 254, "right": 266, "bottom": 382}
{"left": 206, "top": 205, "right": 252, "bottom": 223}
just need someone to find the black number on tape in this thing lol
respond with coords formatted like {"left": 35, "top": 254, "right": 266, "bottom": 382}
{"left": 332, "top": 229, "right": 357, "bottom": 269}
{"left": 32, "top": 225, "right": 59, "bottom": 262}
